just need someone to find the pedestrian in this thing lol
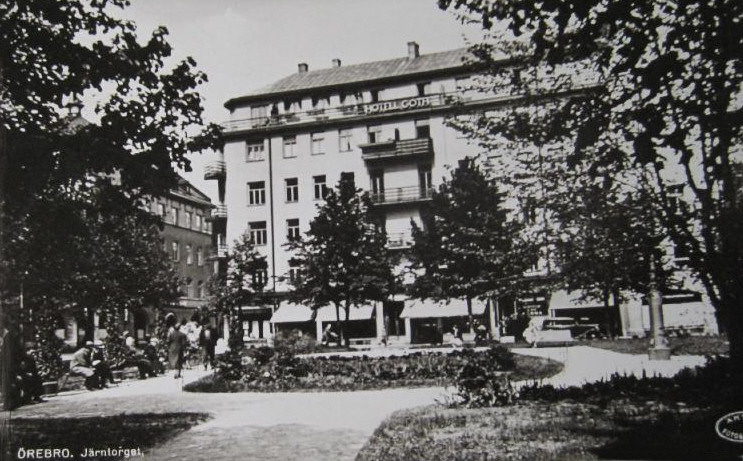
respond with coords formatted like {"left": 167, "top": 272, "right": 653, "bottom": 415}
{"left": 92, "top": 340, "right": 117, "bottom": 388}
{"left": 18, "top": 347, "right": 44, "bottom": 404}
{"left": 165, "top": 314, "right": 187, "bottom": 379}
{"left": 70, "top": 341, "right": 102, "bottom": 390}
{"left": 199, "top": 325, "right": 216, "bottom": 370}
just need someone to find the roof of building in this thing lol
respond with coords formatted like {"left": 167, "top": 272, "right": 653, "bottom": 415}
{"left": 168, "top": 176, "right": 213, "bottom": 208}
{"left": 225, "top": 47, "right": 476, "bottom": 109}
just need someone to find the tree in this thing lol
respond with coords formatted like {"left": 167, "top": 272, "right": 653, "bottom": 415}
{"left": 211, "top": 233, "right": 268, "bottom": 353}
{"left": 409, "top": 157, "right": 528, "bottom": 334}
{"left": 0, "top": 0, "right": 222, "bottom": 337}
{"left": 286, "top": 178, "right": 397, "bottom": 346}
{"left": 440, "top": 0, "right": 743, "bottom": 368}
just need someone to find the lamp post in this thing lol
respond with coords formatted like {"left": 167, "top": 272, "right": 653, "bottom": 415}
{"left": 647, "top": 253, "right": 670, "bottom": 360}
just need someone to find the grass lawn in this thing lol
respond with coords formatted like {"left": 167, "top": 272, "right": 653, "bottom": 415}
{"left": 9, "top": 412, "right": 209, "bottom": 460}
{"left": 357, "top": 400, "right": 743, "bottom": 461}
{"left": 585, "top": 335, "right": 729, "bottom": 356}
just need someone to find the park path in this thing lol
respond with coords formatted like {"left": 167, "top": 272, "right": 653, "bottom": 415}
{"left": 9, "top": 346, "right": 706, "bottom": 460}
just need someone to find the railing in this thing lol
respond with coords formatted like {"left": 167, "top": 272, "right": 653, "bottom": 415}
{"left": 222, "top": 93, "right": 451, "bottom": 133}
{"left": 203, "top": 160, "right": 226, "bottom": 180}
{"left": 208, "top": 244, "right": 228, "bottom": 259}
{"left": 209, "top": 204, "right": 227, "bottom": 220}
{"left": 387, "top": 232, "right": 413, "bottom": 249}
{"left": 360, "top": 137, "right": 434, "bottom": 161}
{"left": 370, "top": 185, "right": 434, "bottom": 205}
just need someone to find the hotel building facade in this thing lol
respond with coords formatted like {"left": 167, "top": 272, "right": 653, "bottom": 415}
{"left": 209, "top": 42, "right": 717, "bottom": 344}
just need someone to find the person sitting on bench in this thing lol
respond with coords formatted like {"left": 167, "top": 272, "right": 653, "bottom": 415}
{"left": 70, "top": 342, "right": 102, "bottom": 390}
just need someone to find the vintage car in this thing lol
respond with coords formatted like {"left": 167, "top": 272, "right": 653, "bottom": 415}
{"left": 523, "top": 316, "right": 602, "bottom": 345}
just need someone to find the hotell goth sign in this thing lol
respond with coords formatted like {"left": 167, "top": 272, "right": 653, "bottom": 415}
{"left": 363, "top": 96, "right": 431, "bottom": 115}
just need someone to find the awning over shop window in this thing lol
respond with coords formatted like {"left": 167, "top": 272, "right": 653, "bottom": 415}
{"left": 270, "top": 303, "right": 314, "bottom": 323}
{"left": 400, "top": 298, "right": 486, "bottom": 319}
{"left": 316, "top": 304, "right": 375, "bottom": 322}
{"left": 548, "top": 290, "right": 615, "bottom": 310}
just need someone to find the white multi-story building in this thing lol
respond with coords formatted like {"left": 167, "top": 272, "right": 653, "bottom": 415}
{"left": 208, "top": 42, "right": 717, "bottom": 344}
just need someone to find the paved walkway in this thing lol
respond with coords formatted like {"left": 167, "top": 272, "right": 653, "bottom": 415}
{"left": 511, "top": 345, "right": 706, "bottom": 387}
{"left": 8, "top": 347, "right": 707, "bottom": 460}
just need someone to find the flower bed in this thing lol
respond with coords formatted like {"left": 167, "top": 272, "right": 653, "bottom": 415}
{"left": 184, "top": 346, "right": 561, "bottom": 393}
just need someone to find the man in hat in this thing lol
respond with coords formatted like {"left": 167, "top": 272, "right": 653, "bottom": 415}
{"left": 70, "top": 341, "right": 102, "bottom": 390}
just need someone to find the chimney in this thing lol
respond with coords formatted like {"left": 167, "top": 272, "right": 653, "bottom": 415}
{"left": 407, "top": 41, "right": 420, "bottom": 60}
{"left": 332, "top": 58, "right": 341, "bottom": 68}
{"left": 298, "top": 63, "right": 309, "bottom": 73}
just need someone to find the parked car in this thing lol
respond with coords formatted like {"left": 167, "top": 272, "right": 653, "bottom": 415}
{"left": 542, "top": 317, "right": 603, "bottom": 340}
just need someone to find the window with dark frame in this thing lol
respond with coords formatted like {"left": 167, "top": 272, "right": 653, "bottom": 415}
{"left": 311, "top": 132, "right": 325, "bottom": 155}
{"left": 339, "top": 129, "right": 353, "bottom": 152}
{"left": 313, "top": 175, "right": 328, "bottom": 200}
{"left": 248, "top": 221, "right": 268, "bottom": 246}
{"left": 285, "top": 177, "right": 299, "bottom": 202}
{"left": 283, "top": 136, "right": 297, "bottom": 158}
{"left": 287, "top": 218, "right": 300, "bottom": 241}
{"left": 248, "top": 181, "right": 266, "bottom": 205}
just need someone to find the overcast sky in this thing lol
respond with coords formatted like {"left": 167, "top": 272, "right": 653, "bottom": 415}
{"left": 116, "top": 0, "right": 481, "bottom": 199}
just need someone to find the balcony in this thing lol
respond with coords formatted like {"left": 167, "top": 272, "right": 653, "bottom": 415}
{"left": 221, "top": 94, "right": 450, "bottom": 134}
{"left": 370, "top": 185, "right": 434, "bottom": 206}
{"left": 207, "top": 204, "right": 227, "bottom": 221}
{"left": 360, "top": 137, "right": 434, "bottom": 162}
{"left": 208, "top": 244, "right": 229, "bottom": 260}
{"left": 387, "top": 232, "right": 413, "bottom": 250}
{"left": 203, "top": 160, "right": 226, "bottom": 180}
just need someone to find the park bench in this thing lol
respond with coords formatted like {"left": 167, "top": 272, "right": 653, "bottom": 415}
{"left": 45, "top": 360, "right": 140, "bottom": 394}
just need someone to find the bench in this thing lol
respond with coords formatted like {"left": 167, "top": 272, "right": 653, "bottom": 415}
{"left": 50, "top": 366, "right": 141, "bottom": 394}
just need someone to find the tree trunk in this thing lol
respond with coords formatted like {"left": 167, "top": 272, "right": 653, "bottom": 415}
{"left": 719, "top": 289, "right": 743, "bottom": 377}
{"left": 344, "top": 298, "right": 351, "bottom": 348}
{"left": 334, "top": 303, "right": 344, "bottom": 347}
{"left": 466, "top": 295, "right": 474, "bottom": 334}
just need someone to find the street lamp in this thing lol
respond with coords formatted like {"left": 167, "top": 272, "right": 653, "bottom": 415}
{"left": 647, "top": 255, "right": 671, "bottom": 360}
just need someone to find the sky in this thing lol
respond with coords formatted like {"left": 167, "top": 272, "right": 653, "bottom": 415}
{"left": 114, "top": 0, "right": 482, "bottom": 201}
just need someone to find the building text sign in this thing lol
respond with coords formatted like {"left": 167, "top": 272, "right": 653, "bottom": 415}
{"left": 363, "top": 96, "right": 431, "bottom": 115}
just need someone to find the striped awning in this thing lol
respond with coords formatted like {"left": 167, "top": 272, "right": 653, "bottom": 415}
{"left": 400, "top": 298, "right": 486, "bottom": 319}
{"left": 316, "top": 304, "right": 375, "bottom": 322}
{"left": 270, "top": 303, "right": 314, "bottom": 323}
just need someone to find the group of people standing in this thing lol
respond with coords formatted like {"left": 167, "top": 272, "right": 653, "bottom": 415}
{"left": 164, "top": 313, "right": 217, "bottom": 379}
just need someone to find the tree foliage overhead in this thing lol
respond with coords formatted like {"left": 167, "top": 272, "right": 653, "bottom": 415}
{"left": 439, "top": 0, "right": 743, "bottom": 367}
{"left": 409, "top": 157, "right": 527, "bottom": 331}
{"left": 286, "top": 178, "right": 397, "bottom": 345}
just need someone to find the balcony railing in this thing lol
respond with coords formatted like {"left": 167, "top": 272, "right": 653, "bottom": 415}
{"left": 360, "top": 137, "right": 434, "bottom": 161}
{"left": 387, "top": 232, "right": 413, "bottom": 249}
{"left": 207, "top": 204, "right": 227, "bottom": 221}
{"left": 204, "top": 160, "right": 226, "bottom": 180}
{"left": 208, "top": 244, "right": 229, "bottom": 260}
{"left": 370, "top": 185, "right": 434, "bottom": 205}
{"left": 222, "top": 93, "right": 451, "bottom": 133}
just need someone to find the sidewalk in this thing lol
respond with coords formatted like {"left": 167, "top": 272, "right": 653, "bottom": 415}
{"left": 511, "top": 345, "right": 706, "bottom": 387}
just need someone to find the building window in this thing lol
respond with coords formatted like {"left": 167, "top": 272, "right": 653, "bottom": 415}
{"left": 283, "top": 99, "right": 301, "bottom": 113}
{"left": 197, "top": 247, "right": 203, "bottom": 266}
{"left": 248, "top": 221, "right": 267, "bottom": 246}
{"left": 311, "top": 132, "right": 325, "bottom": 155}
{"left": 283, "top": 136, "right": 297, "bottom": 158}
{"left": 312, "top": 96, "right": 330, "bottom": 111}
{"left": 171, "top": 241, "right": 179, "bottom": 262}
{"left": 288, "top": 267, "right": 299, "bottom": 284}
{"left": 157, "top": 203, "right": 165, "bottom": 217}
{"left": 339, "top": 129, "right": 353, "bottom": 152}
{"left": 285, "top": 178, "right": 299, "bottom": 202}
{"left": 246, "top": 140, "right": 265, "bottom": 162}
{"left": 313, "top": 175, "right": 328, "bottom": 200}
{"left": 197, "top": 281, "right": 204, "bottom": 299}
{"left": 367, "top": 125, "right": 382, "bottom": 144}
{"left": 416, "top": 82, "right": 431, "bottom": 96}
{"left": 171, "top": 207, "right": 179, "bottom": 226}
{"left": 248, "top": 181, "right": 266, "bottom": 205}
{"left": 185, "top": 211, "right": 192, "bottom": 229}
{"left": 370, "top": 170, "right": 385, "bottom": 198}
{"left": 187, "top": 279, "right": 195, "bottom": 298}
{"left": 186, "top": 244, "right": 193, "bottom": 265}
{"left": 418, "top": 165, "right": 432, "bottom": 197}
{"left": 250, "top": 105, "right": 268, "bottom": 124}
{"left": 370, "top": 89, "right": 380, "bottom": 102}
{"left": 252, "top": 268, "right": 268, "bottom": 288}
{"left": 195, "top": 214, "right": 202, "bottom": 231}
{"left": 415, "top": 119, "right": 430, "bottom": 139}
{"left": 287, "top": 218, "right": 300, "bottom": 241}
